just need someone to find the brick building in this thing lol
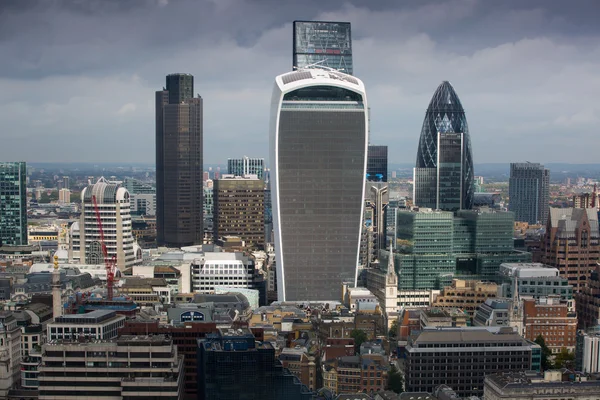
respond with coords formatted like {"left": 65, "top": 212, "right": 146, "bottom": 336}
{"left": 576, "top": 264, "right": 600, "bottom": 329}
{"left": 541, "top": 208, "right": 600, "bottom": 292}
{"left": 523, "top": 296, "right": 577, "bottom": 353}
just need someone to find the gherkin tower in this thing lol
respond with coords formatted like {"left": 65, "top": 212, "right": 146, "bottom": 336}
{"left": 413, "top": 81, "right": 474, "bottom": 210}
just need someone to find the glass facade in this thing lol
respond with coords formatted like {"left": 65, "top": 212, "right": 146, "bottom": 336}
{"left": 367, "top": 145, "right": 388, "bottom": 182}
{"left": 0, "top": 162, "right": 27, "bottom": 246}
{"left": 509, "top": 163, "right": 550, "bottom": 224}
{"left": 227, "top": 157, "right": 265, "bottom": 180}
{"left": 271, "top": 71, "right": 367, "bottom": 301}
{"left": 293, "top": 21, "right": 353, "bottom": 74}
{"left": 414, "top": 81, "right": 474, "bottom": 210}
{"left": 392, "top": 209, "right": 530, "bottom": 289}
{"left": 156, "top": 74, "right": 203, "bottom": 247}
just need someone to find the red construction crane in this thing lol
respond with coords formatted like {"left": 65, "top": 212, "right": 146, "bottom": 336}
{"left": 91, "top": 194, "right": 116, "bottom": 301}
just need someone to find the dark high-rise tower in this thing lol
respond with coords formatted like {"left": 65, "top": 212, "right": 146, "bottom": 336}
{"left": 156, "top": 73, "right": 203, "bottom": 247}
{"left": 413, "top": 81, "right": 474, "bottom": 211}
{"left": 367, "top": 145, "right": 388, "bottom": 182}
{"left": 509, "top": 162, "right": 550, "bottom": 225}
{"left": 293, "top": 21, "right": 353, "bottom": 75}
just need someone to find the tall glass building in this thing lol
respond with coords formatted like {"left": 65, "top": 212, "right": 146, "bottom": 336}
{"left": 293, "top": 21, "right": 353, "bottom": 75}
{"left": 367, "top": 145, "right": 388, "bottom": 182}
{"left": 509, "top": 162, "right": 550, "bottom": 225}
{"left": 156, "top": 73, "right": 203, "bottom": 247}
{"left": 0, "top": 162, "right": 27, "bottom": 246}
{"left": 270, "top": 68, "right": 368, "bottom": 301}
{"left": 414, "top": 81, "right": 474, "bottom": 211}
{"left": 227, "top": 156, "right": 265, "bottom": 180}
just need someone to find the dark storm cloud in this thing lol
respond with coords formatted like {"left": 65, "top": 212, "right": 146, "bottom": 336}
{"left": 0, "top": 0, "right": 599, "bottom": 163}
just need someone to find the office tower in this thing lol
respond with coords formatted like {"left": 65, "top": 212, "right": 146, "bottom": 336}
{"left": 39, "top": 335, "right": 183, "bottom": 399}
{"left": 270, "top": 68, "right": 368, "bottom": 301}
{"left": 498, "top": 263, "right": 574, "bottom": 304}
{"left": 227, "top": 157, "right": 265, "bottom": 180}
{"left": 405, "top": 327, "right": 540, "bottom": 397}
{"left": 293, "top": 21, "right": 353, "bottom": 74}
{"left": 72, "top": 178, "right": 135, "bottom": 270}
{"left": 362, "top": 182, "right": 389, "bottom": 264}
{"left": 366, "top": 145, "right": 388, "bottom": 182}
{"left": 156, "top": 73, "right": 203, "bottom": 247}
{"left": 413, "top": 81, "right": 474, "bottom": 211}
{"left": 197, "top": 328, "right": 314, "bottom": 400}
{"left": 213, "top": 175, "right": 265, "bottom": 249}
{"left": 0, "top": 162, "right": 27, "bottom": 246}
{"left": 541, "top": 208, "right": 600, "bottom": 292}
{"left": 509, "top": 162, "right": 550, "bottom": 224}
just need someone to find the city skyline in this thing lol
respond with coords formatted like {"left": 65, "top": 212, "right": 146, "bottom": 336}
{"left": 1, "top": 1, "right": 599, "bottom": 164}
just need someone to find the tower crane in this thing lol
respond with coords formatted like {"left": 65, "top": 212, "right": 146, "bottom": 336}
{"left": 91, "top": 194, "right": 116, "bottom": 301}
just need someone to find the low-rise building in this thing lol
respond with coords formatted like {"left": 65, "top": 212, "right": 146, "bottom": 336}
{"left": 473, "top": 298, "right": 511, "bottom": 327}
{"left": 47, "top": 310, "right": 125, "bottom": 341}
{"left": 0, "top": 312, "right": 22, "bottom": 397}
{"left": 419, "top": 308, "right": 469, "bottom": 329}
{"left": 432, "top": 279, "right": 497, "bottom": 318}
{"left": 38, "top": 335, "right": 184, "bottom": 399}
{"left": 279, "top": 347, "right": 317, "bottom": 392}
{"left": 405, "top": 327, "right": 541, "bottom": 397}
{"left": 523, "top": 296, "right": 577, "bottom": 353}
{"left": 119, "top": 277, "right": 171, "bottom": 305}
{"left": 484, "top": 370, "right": 600, "bottom": 400}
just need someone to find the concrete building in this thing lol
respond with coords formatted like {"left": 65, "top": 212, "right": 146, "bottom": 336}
{"left": 119, "top": 277, "right": 171, "bottom": 305}
{"left": 213, "top": 175, "right": 265, "bottom": 249}
{"left": 156, "top": 73, "right": 203, "bottom": 247}
{"left": 576, "top": 330, "right": 600, "bottom": 373}
{"left": 498, "top": 263, "right": 574, "bottom": 308}
{"left": 473, "top": 298, "right": 511, "bottom": 327}
{"left": 47, "top": 310, "right": 125, "bottom": 341}
{"left": 38, "top": 334, "right": 184, "bottom": 399}
{"left": 509, "top": 162, "right": 550, "bottom": 225}
{"left": 58, "top": 188, "right": 70, "bottom": 204}
{"left": 484, "top": 370, "right": 600, "bottom": 400}
{"left": 432, "top": 279, "right": 497, "bottom": 318}
{"left": 0, "top": 312, "right": 23, "bottom": 397}
{"left": 0, "top": 162, "right": 27, "bottom": 246}
{"left": 541, "top": 208, "right": 600, "bottom": 292}
{"left": 270, "top": 68, "right": 368, "bottom": 301}
{"left": 405, "top": 327, "right": 541, "bottom": 397}
{"left": 523, "top": 296, "right": 577, "bottom": 353}
{"left": 71, "top": 177, "right": 136, "bottom": 270}
{"left": 419, "top": 308, "right": 469, "bottom": 329}
{"left": 130, "top": 193, "right": 156, "bottom": 216}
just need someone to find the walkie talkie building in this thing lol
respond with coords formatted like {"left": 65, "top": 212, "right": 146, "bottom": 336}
{"left": 270, "top": 68, "right": 368, "bottom": 301}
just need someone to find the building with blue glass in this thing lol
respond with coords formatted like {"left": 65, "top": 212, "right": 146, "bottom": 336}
{"left": 413, "top": 81, "right": 474, "bottom": 211}
{"left": 0, "top": 162, "right": 27, "bottom": 246}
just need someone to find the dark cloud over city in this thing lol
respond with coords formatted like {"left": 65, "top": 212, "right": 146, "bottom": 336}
{"left": 1, "top": 0, "right": 599, "bottom": 164}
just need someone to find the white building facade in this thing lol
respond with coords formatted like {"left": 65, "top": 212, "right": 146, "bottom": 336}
{"left": 70, "top": 177, "right": 135, "bottom": 270}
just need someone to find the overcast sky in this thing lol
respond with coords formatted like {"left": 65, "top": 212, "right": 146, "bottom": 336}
{"left": 1, "top": 0, "right": 599, "bottom": 165}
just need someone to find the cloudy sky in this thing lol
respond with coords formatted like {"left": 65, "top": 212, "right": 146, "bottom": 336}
{"left": 1, "top": 0, "right": 599, "bottom": 165}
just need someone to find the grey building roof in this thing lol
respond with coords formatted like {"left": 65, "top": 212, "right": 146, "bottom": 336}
{"left": 411, "top": 328, "right": 528, "bottom": 346}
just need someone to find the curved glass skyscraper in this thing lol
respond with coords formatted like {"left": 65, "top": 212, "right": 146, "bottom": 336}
{"left": 270, "top": 68, "right": 368, "bottom": 301}
{"left": 414, "top": 81, "right": 474, "bottom": 211}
